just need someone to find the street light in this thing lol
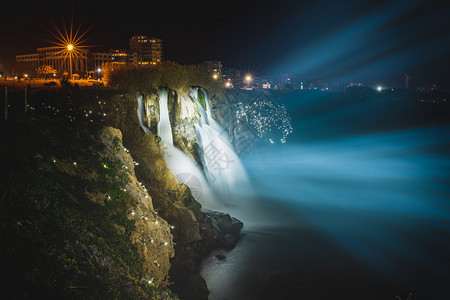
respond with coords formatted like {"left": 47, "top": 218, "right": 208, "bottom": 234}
{"left": 67, "top": 44, "right": 74, "bottom": 80}
{"left": 244, "top": 74, "right": 253, "bottom": 89}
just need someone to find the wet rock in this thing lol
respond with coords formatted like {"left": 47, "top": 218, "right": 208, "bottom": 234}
{"left": 198, "top": 211, "right": 243, "bottom": 252}
{"left": 221, "top": 234, "right": 238, "bottom": 250}
{"left": 203, "top": 210, "right": 243, "bottom": 237}
{"left": 215, "top": 254, "right": 226, "bottom": 261}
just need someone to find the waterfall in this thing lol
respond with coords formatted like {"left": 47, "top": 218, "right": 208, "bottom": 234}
{"left": 157, "top": 89, "right": 173, "bottom": 146}
{"left": 151, "top": 89, "right": 219, "bottom": 210}
{"left": 136, "top": 88, "right": 251, "bottom": 211}
{"left": 190, "top": 88, "right": 251, "bottom": 197}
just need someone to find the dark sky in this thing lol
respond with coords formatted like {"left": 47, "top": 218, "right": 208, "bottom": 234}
{"left": 1, "top": 0, "right": 449, "bottom": 88}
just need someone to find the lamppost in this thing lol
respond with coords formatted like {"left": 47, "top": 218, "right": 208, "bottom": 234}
{"left": 244, "top": 74, "right": 252, "bottom": 89}
{"left": 67, "top": 44, "right": 74, "bottom": 80}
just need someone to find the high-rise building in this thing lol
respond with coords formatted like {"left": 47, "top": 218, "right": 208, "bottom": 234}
{"left": 110, "top": 49, "right": 137, "bottom": 65}
{"left": 200, "top": 61, "right": 222, "bottom": 76}
{"left": 129, "top": 35, "right": 163, "bottom": 65}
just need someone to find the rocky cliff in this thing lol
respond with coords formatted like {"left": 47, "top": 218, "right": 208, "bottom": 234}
{"left": 1, "top": 85, "right": 247, "bottom": 300}
{"left": 0, "top": 116, "right": 177, "bottom": 299}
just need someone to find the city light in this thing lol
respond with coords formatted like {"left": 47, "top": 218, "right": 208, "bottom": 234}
{"left": 377, "top": 85, "right": 383, "bottom": 92}
{"left": 43, "top": 14, "right": 92, "bottom": 79}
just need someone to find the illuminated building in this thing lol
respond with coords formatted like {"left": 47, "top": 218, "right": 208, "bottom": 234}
{"left": 88, "top": 52, "right": 111, "bottom": 72}
{"left": 14, "top": 36, "right": 163, "bottom": 77}
{"left": 17, "top": 47, "right": 88, "bottom": 77}
{"left": 200, "top": 61, "right": 223, "bottom": 75}
{"left": 15, "top": 53, "right": 39, "bottom": 72}
{"left": 129, "top": 35, "right": 163, "bottom": 65}
{"left": 16, "top": 48, "right": 120, "bottom": 78}
{"left": 110, "top": 49, "right": 137, "bottom": 65}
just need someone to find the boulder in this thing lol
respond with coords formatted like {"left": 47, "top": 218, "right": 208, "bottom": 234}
{"left": 221, "top": 234, "right": 238, "bottom": 250}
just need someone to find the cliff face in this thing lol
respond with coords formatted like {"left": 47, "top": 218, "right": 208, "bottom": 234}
{"left": 140, "top": 89, "right": 200, "bottom": 162}
{"left": 211, "top": 89, "right": 293, "bottom": 153}
{"left": 0, "top": 117, "right": 177, "bottom": 299}
{"left": 133, "top": 87, "right": 247, "bottom": 300}
{"left": 1, "top": 85, "right": 249, "bottom": 300}
{"left": 100, "top": 127, "right": 175, "bottom": 284}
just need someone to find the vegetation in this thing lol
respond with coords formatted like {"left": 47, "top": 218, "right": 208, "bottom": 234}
{"left": 104, "top": 61, "right": 225, "bottom": 97}
{"left": 122, "top": 126, "right": 186, "bottom": 199}
{"left": 1, "top": 60, "right": 228, "bottom": 298}
{"left": 0, "top": 116, "right": 176, "bottom": 299}
{"left": 37, "top": 65, "right": 57, "bottom": 78}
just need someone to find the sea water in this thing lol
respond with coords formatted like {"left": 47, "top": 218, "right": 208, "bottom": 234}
{"left": 200, "top": 91, "right": 450, "bottom": 299}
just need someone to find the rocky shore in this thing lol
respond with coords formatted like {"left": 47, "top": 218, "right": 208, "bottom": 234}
{"left": 169, "top": 209, "right": 244, "bottom": 300}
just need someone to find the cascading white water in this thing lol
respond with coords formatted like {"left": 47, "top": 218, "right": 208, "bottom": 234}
{"left": 154, "top": 89, "right": 220, "bottom": 210}
{"left": 189, "top": 88, "right": 251, "bottom": 197}
{"left": 157, "top": 89, "right": 174, "bottom": 146}
{"left": 136, "top": 88, "right": 251, "bottom": 211}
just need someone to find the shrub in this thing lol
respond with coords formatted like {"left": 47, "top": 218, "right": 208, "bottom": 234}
{"left": 105, "top": 62, "right": 224, "bottom": 97}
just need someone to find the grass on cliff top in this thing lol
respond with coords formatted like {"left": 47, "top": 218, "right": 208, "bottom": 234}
{"left": 104, "top": 61, "right": 225, "bottom": 97}
{"left": 0, "top": 116, "right": 176, "bottom": 299}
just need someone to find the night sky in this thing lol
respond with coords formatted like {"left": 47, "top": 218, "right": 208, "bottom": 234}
{"left": 1, "top": 0, "right": 449, "bottom": 88}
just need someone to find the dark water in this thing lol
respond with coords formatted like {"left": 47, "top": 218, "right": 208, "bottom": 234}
{"left": 201, "top": 92, "right": 450, "bottom": 299}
